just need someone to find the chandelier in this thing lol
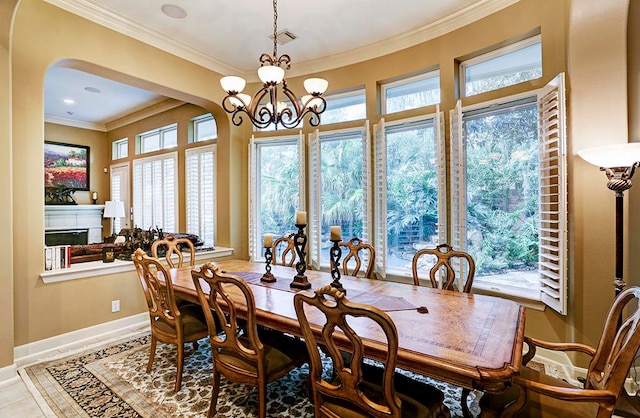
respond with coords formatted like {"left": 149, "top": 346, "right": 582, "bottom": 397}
{"left": 220, "top": 0, "right": 328, "bottom": 130}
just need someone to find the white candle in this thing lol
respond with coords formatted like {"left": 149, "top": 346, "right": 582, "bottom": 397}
{"left": 92, "top": 191, "right": 98, "bottom": 200}
{"left": 330, "top": 226, "right": 342, "bottom": 241}
{"left": 263, "top": 233, "right": 273, "bottom": 248}
{"left": 295, "top": 211, "right": 307, "bottom": 225}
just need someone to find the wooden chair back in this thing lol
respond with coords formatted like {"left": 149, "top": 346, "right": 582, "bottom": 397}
{"left": 151, "top": 236, "right": 195, "bottom": 268}
{"left": 339, "top": 237, "right": 376, "bottom": 278}
{"left": 294, "top": 285, "right": 402, "bottom": 418}
{"left": 272, "top": 233, "right": 296, "bottom": 266}
{"left": 191, "top": 263, "right": 265, "bottom": 377}
{"left": 411, "top": 243, "right": 475, "bottom": 293}
{"left": 132, "top": 248, "right": 181, "bottom": 328}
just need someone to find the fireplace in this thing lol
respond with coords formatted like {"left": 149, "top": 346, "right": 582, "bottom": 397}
{"left": 45, "top": 205, "right": 105, "bottom": 244}
{"left": 45, "top": 229, "right": 89, "bottom": 246}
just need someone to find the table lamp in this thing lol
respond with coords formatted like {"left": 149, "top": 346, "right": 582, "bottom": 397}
{"left": 577, "top": 143, "right": 640, "bottom": 296}
{"left": 103, "top": 200, "right": 126, "bottom": 237}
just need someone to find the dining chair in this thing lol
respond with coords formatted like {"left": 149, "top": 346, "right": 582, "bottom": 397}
{"left": 191, "top": 262, "right": 308, "bottom": 418}
{"left": 131, "top": 248, "right": 208, "bottom": 392}
{"left": 271, "top": 233, "right": 296, "bottom": 266}
{"left": 411, "top": 243, "right": 475, "bottom": 293}
{"left": 151, "top": 235, "right": 195, "bottom": 268}
{"left": 339, "top": 236, "right": 376, "bottom": 278}
{"left": 479, "top": 286, "right": 640, "bottom": 418}
{"left": 293, "top": 285, "right": 450, "bottom": 418}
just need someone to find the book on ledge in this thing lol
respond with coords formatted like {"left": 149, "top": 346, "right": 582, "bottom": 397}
{"left": 44, "top": 245, "right": 71, "bottom": 271}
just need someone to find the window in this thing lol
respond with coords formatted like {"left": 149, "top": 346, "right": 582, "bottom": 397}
{"left": 450, "top": 73, "right": 567, "bottom": 313}
{"left": 112, "top": 138, "right": 128, "bottom": 160}
{"left": 373, "top": 110, "right": 446, "bottom": 278}
{"left": 308, "top": 123, "right": 372, "bottom": 268}
{"left": 137, "top": 123, "right": 178, "bottom": 154}
{"left": 109, "top": 163, "right": 130, "bottom": 233}
{"left": 185, "top": 145, "right": 216, "bottom": 247}
{"left": 320, "top": 89, "right": 366, "bottom": 125}
{"left": 190, "top": 114, "right": 217, "bottom": 143}
{"left": 382, "top": 70, "right": 440, "bottom": 113}
{"left": 460, "top": 35, "right": 542, "bottom": 97}
{"left": 248, "top": 133, "right": 305, "bottom": 260}
{"left": 132, "top": 152, "right": 178, "bottom": 232}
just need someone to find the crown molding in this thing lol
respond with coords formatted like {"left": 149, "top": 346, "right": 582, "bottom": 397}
{"left": 46, "top": 0, "right": 519, "bottom": 79}
{"left": 105, "top": 98, "right": 184, "bottom": 131}
{"left": 44, "top": 0, "right": 241, "bottom": 76}
{"left": 288, "top": 0, "right": 521, "bottom": 77}
{"left": 45, "top": 114, "right": 107, "bottom": 131}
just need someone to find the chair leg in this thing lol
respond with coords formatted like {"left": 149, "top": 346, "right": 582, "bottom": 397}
{"left": 207, "top": 370, "right": 221, "bottom": 418}
{"left": 461, "top": 388, "right": 472, "bottom": 418}
{"left": 175, "top": 343, "right": 184, "bottom": 392}
{"left": 258, "top": 384, "right": 267, "bottom": 418}
{"left": 146, "top": 335, "right": 157, "bottom": 373}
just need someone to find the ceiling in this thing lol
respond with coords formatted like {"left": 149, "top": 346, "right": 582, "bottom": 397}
{"left": 43, "top": 0, "right": 518, "bottom": 130}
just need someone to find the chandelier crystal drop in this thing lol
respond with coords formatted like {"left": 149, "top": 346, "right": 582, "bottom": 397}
{"left": 220, "top": 0, "right": 328, "bottom": 130}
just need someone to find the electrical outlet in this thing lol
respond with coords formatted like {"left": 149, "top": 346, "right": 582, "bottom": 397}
{"left": 111, "top": 300, "right": 120, "bottom": 312}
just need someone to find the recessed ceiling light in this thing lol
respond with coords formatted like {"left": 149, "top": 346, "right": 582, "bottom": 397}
{"left": 161, "top": 4, "right": 187, "bottom": 19}
{"left": 63, "top": 98, "right": 75, "bottom": 105}
{"left": 84, "top": 86, "right": 101, "bottom": 93}
{"left": 67, "top": 111, "right": 74, "bottom": 115}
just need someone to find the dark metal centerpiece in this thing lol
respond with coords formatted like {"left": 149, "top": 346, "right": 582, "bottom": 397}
{"left": 290, "top": 222, "right": 311, "bottom": 289}
{"left": 329, "top": 238, "right": 346, "bottom": 294}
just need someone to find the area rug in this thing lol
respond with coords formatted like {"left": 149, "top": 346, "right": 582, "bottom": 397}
{"left": 19, "top": 332, "right": 480, "bottom": 417}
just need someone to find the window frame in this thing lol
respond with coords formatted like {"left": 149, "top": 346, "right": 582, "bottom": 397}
{"left": 190, "top": 113, "right": 217, "bottom": 143}
{"left": 381, "top": 69, "right": 441, "bottom": 114}
{"left": 320, "top": 88, "right": 367, "bottom": 125}
{"left": 111, "top": 138, "right": 128, "bottom": 160}
{"left": 136, "top": 123, "right": 178, "bottom": 154}
{"left": 459, "top": 34, "right": 542, "bottom": 98}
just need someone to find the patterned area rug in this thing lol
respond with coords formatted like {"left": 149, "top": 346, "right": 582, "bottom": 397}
{"left": 19, "top": 332, "right": 481, "bottom": 417}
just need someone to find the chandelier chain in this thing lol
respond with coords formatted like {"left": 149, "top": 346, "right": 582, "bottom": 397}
{"left": 272, "top": 0, "right": 278, "bottom": 59}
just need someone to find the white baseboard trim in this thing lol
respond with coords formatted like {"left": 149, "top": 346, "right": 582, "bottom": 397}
{"left": 13, "top": 313, "right": 149, "bottom": 368}
{"left": 0, "top": 363, "right": 18, "bottom": 387}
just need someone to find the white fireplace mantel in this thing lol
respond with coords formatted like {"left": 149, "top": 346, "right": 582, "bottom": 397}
{"left": 45, "top": 205, "right": 104, "bottom": 244}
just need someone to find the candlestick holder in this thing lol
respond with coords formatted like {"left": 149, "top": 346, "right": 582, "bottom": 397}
{"left": 329, "top": 239, "right": 345, "bottom": 294}
{"left": 290, "top": 223, "right": 311, "bottom": 289}
{"left": 261, "top": 246, "right": 276, "bottom": 283}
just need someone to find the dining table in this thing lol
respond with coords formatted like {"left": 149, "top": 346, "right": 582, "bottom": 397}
{"left": 164, "top": 259, "right": 525, "bottom": 416}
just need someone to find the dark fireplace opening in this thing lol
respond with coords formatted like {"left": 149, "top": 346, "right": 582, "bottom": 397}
{"left": 45, "top": 230, "right": 88, "bottom": 246}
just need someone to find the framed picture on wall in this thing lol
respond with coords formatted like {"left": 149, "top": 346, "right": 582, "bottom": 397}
{"left": 44, "top": 141, "right": 90, "bottom": 191}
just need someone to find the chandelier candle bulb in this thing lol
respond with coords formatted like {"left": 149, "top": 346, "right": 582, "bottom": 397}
{"left": 263, "top": 233, "right": 274, "bottom": 248}
{"left": 330, "top": 226, "right": 341, "bottom": 241}
{"left": 295, "top": 211, "right": 306, "bottom": 225}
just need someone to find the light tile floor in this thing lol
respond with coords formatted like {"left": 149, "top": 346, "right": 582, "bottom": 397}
{"left": 0, "top": 377, "right": 45, "bottom": 418}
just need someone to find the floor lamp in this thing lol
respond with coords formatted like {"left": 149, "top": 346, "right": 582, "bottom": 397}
{"left": 103, "top": 200, "right": 125, "bottom": 237}
{"left": 578, "top": 143, "right": 640, "bottom": 297}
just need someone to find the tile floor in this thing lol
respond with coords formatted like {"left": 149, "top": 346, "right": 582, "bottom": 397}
{"left": 0, "top": 377, "right": 45, "bottom": 418}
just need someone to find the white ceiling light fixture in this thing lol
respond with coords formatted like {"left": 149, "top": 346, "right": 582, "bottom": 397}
{"left": 161, "top": 4, "right": 187, "bottom": 19}
{"left": 220, "top": 0, "right": 328, "bottom": 130}
{"left": 63, "top": 98, "right": 75, "bottom": 105}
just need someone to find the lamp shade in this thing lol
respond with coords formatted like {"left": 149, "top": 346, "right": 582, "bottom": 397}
{"left": 220, "top": 76, "right": 246, "bottom": 93}
{"left": 257, "top": 65, "right": 285, "bottom": 84}
{"left": 578, "top": 143, "right": 640, "bottom": 168}
{"left": 230, "top": 93, "right": 252, "bottom": 108}
{"left": 103, "top": 200, "right": 125, "bottom": 218}
{"left": 303, "top": 78, "right": 329, "bottom": 94}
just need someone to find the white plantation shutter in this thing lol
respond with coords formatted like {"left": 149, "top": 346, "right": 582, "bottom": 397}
{"left": 298, "top": 130, "right": 306, "bottom": 213}
{"left": 537, "top": 73, "right": 567, "bottom": 314}
{"left": 133, "top": 152, "right": 177, "bottom": 232}
{"left": 248, "top": 136, "right": 257, "bottom": 261}
{"left": 185, "top": 145, "right": 216, "bottom": 247}
{"left": 362, "top": 120, "right": 372, "bottom": 245}
{"left": 373, "top": 119, "right": 387, "bottom": 278}
{"left": 435, "top": 106, "right": 446, "bottom": 245}
{"left": 308, "top": 129, "right": 321, "bottom": 269}
{"left": 110, "top": 163, "right": 130, "bottom": 232}
{"left": 450, "top": 100, "right": 465, "bottom": 253}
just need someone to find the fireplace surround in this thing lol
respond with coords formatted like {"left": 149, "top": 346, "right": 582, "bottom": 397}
{"left": 44, "top": 205, "right": 104, "bottom": 245}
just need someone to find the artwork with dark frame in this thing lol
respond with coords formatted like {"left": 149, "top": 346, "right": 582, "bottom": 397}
{"left": 44, "top": 141, "right": 90, "bottom": 191}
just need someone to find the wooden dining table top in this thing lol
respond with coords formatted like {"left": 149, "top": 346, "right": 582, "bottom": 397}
{"left": 165, "top": 259, "right": 525, "bottom": 393}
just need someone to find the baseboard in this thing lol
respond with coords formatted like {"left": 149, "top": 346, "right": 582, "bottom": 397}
{"left": 0, "top": 363, "right": 18, "bottom": 387}
{"left": 13, "top": 313, "right": 149, "bottom": 368}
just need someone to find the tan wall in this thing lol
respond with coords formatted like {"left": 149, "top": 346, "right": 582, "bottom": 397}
{"left": 628, "top": 0, "right": 640, "bottom": 290}
{"left": 2, "top": 0, "right": 634, "bottom": 370}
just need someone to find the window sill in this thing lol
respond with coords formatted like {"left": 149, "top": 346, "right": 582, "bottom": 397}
{"left": 39, "top": 247, "right": 234, "bottom": 284}
{"left": 472, "top": 281, "right": 546, "bottom": 311}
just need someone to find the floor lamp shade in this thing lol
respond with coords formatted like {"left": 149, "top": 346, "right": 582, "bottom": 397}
{"left": 103, "top": 200, "right": 125, "bottom": 236}
{"left": 578, "top": 143, "right": 640, "bottom": 297}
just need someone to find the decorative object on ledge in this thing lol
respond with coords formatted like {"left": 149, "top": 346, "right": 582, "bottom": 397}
{"left": 578, "top": 143, "right": 640, "bottom": 297}
{"left": 92, "top": 191, "right": 98, "bottom": 204}
{"left": 45, "top": 185, "right": 77, "bottom": 205}
{"left": 101, "top": 246, "right": 115, "bottom": 263}
{"left": 290, "top": 211, "right": 311, "bottom": 290}
{"left": 220, "top": 0, "right": 328, "bottom": 130}
{"left": 329, "top": 226, "right": 345, "bottom": 294}
{"left": 103, "top": 200, "right": 126, "bottom": 237}
{"left": 44, "top": 141, "right": 90, "bottom": 191}
{"left": 261, "top": 233, "right": 276, "bottom": 283}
